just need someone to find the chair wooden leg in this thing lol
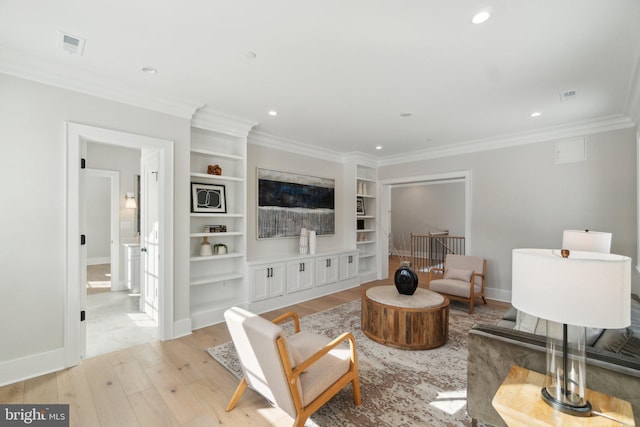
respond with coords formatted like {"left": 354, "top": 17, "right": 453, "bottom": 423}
{"left": 352, "top": 377, "right": 362, "bottom": 405}
{"left": 293, "top": 414, "right": 309, "bottom": 427}
{"left": 226, "top": 377, "right": 248, "bottom": 412}
{"left": 481, "top": 296, "right": 487, "bottom": 304}
{"left": 469, "top": 298, "right": 474, "bottom": 314}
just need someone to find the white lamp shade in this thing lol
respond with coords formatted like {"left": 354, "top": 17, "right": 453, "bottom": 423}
{"left": 562, "top": 230, "right": 611, "bottom": 253}
{"left": 512, "top": 249, "right": 630, "bottom": 329}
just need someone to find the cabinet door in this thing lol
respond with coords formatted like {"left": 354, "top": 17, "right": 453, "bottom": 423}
{"left": 340, "top": 253, "right": 357, "bottom": 280}
{"left": 316, "top": 256, "right": 338, "bottom": 286}
{"left": 269, "top": 264, "right": 285, "bottom": 297}
{"left": 286, "top": 261, "right": 313, "bottom": 293}
{"left": 251, "top": 266, "right": 269, "bottom": 301}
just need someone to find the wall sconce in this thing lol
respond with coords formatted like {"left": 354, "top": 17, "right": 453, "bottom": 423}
{"left": 125, "top": 192, "right": 137, "bottom": 209}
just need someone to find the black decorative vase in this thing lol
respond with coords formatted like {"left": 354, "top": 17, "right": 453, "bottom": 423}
{"left": 394, "top": 265, "right": 419, "bottom": 295}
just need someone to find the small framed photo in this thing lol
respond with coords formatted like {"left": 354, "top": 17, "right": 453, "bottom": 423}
{"left": 191, "top": 183, "right": 227, "bottom": 213}
{"left": 356, "top": 196, "right": 365, "bottom": 216}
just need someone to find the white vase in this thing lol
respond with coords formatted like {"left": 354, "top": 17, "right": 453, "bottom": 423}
{"left": 299, "top": 228, "right": 308, "bottom": 254}
{"left": 309, "top": 231, "right": 316, "bottom": 254}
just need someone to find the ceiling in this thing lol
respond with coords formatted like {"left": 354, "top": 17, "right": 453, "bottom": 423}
{"left": 2, "top": 0, "right": 640, "bottom": 159}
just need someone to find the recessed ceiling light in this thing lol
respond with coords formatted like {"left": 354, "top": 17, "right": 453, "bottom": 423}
{"left": 530, "top": 111, "right": 542, "bottom": 117}
{"left": 400, "top": 112, "right": 413, "bottom": 118}
{"left": 245, "top": 51, "right": 257, "bottom": 60}
{"left": 375, "top": 146, "right": 383, "bottom": 150}
{"left": 472, "top": 11, "right": 491, "bottom": 24}
{"left": 268, "top": 110, "right": 278, "bottom": 116}
{"left": 141, "top": 67, "right": 158, "bottom": 74}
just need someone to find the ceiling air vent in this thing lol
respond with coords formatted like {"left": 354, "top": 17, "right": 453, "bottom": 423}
{"left": 59, "top": 31, "right": 85, "bottom": 55}
{"left": 559, "top": 90, "right": 576, "bottom": 102}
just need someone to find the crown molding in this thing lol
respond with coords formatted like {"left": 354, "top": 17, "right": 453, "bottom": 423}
{"left": 378, "top": 114, "right": 635, "bottom": 166}
{"left": 191, "top": 107, "right": 258, "bottom": 137}
{"left": 0, "top": 46, "right": 201, "bottom": 119}
{"left": 248, "top": 130, "right": 345, "bottom": 163}
{"left": 341, "top": 152, "right": 379, "bottom": 167}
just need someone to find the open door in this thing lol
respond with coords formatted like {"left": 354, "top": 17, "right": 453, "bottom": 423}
{"left": 140, "top": 150, "right": 160, "bottom": 321}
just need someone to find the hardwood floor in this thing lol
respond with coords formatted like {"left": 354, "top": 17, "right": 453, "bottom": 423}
{"left": 1, "top": 257, "right": 508, "bottom": 427}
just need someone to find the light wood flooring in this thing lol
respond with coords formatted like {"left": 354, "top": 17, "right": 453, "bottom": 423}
{"left": 1, "top": 257, "right": 509, "bottom": 427}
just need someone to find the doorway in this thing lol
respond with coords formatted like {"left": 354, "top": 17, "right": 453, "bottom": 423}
{"left": 379, "top": 170, "right": 472, "bottom": 280}
{"left": 65, "top": 122, "right": 175, "bottom": 367}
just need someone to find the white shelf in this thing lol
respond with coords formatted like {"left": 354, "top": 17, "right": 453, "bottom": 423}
{"left": 357, "top": 215, "right": 375, "bottom": 220}
{"left": 190, "top": 272, "right": 244, "bottom": 287}
{"left": 190, "top": 213, "right": 244, "bottom": 218}
{"left": 190, "top": 148, "right": 244, "bottom": 160}
{"left": 356, "top": 176, "right": 376, "bottom": 183}
{"left": 359, "top": 253, "right": 376, "bottom": 259}
{"left": 357, "top": 240, "right": 375, "bottom": 245}
{"left": 190, "top": 231, "right": 243, "bottom": 238}
{"left": 357, "top": 228, "right": 375, "bottom": 233}
{"left": 190, "top": 172, "right": 244, "bottom": 182}
{"left": 190, "top": 252, "right": 244, "bottom": 262}
{"left": 356, "top": 193, "right": 375, "bottom": 198}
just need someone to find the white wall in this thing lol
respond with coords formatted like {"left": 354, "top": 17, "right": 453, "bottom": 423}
{"left": 380, "top": 128, "right": 639, "bottom": 299}
{"left": 246, "top": 142, "right": 349, "bottom": 260}
{"left": 390, "top": 182, "right": 465, "bottom": 254}
{"left": 86, "top": 175, "right": 111, "bottom": 262}
{"left": 0, "top": 73, "right": 191, "bottom": 368}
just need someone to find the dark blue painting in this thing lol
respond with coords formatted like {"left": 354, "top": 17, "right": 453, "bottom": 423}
{"left": 258, "top": 168, "right": 335, "bottom": 238}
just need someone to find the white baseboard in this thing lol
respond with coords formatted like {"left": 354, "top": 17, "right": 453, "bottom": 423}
{"left": 0, "top": 348, "right": 65, "bottom": 387}
{"left": 485, "top": 287, "right": 511, "bottom": 303}
{"left": 173, "top": 318, "right": 193, "bottom": 339}
{"left": 87, "top": 257, "right": 110, "bottom": 265}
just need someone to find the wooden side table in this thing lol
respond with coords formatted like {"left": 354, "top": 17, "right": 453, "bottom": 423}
{"left": 492, "top": 366, "right": 635, "bottom": 426}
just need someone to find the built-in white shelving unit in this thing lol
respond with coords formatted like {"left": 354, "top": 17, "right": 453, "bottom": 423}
{"left": 189, "top": 122, "right": 251, "bottom": 329}
{"left": 356, "top": 164, "right": 378, "bottom": 282}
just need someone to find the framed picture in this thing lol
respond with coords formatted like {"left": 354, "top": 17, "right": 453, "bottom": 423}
{"left": 257, "top": 168, "right": 335, "bottom": 238}
{"left": 191, "top": 183, "right": 226, "bottom": 213}
{"left": 356, "top": 197, "right": 366, "bottom": 215}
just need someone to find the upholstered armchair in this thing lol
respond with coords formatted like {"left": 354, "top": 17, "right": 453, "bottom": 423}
{"left": 428, "top": 254, "right": 487, "bottom": 314}
{"left": 224, "top": 307, "right": 362, "bottom": 427}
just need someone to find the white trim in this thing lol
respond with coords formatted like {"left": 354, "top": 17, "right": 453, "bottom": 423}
{"left": 378, "top": 171, "right": 473, "bottom": 279}
{"left": 249, "top": 130, "right": 345, "bottom": 163}
{"left": 0, "top": 46, "right": 200, "bottom": 119}
{"left": 173, "top": 318, "right": 193, "bottom": 339}
{"left": 87, "top": 257, "right": 111, "bottom": 266}
{"left": 191, "top": 107, "right": 257, "bottom": 137}
{"left": 378, "top": 115, "right": 634, "bottom": 166}
{"left": 0, "top": 348, "right": 65, "bottom": 387}
{"left": 66, "top": 123, "right": 174, "bottom": 369}
{"left": 485, "top": 287, "right": 511, "bottom": 303}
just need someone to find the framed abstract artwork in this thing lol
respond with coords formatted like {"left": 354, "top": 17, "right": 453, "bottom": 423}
{"left": 191, "top": 182, "right": 227, "bottom": 213}
{"left": 257, "top": 168, "right": 335, "bottom": 239}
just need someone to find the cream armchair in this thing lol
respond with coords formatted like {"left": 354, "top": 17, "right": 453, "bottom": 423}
{"left": 224, "top": 307, "right": 361, "bottom": 427}
{"left": 428, "top": 254, "right": 487, "bottom": 314}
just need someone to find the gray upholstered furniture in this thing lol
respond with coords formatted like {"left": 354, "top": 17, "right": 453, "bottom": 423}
{"left": 428, "top": 254, "right": 487, "bottom": 314}
{"left": 224, "top": 307, "right": 361, "bottom": 427}
{"left": 467, "top": 295, "right": 640, "bottom": 426}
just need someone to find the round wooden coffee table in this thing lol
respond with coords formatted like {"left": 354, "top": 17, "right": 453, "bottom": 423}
{"left": 361, "top": 286, "right": 449, "bottom": 349}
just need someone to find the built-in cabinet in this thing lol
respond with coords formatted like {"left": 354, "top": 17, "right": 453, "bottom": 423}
{"left": 356, "top": 164, "right": 378, "bottom": 282}
{"left": 248, "top": 251, "right": 359, "bottom": 313}
{"left": 189, "top": 126, "right": 248, "bottom": 329}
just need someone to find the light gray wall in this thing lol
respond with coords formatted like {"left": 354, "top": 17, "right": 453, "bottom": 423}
{"left": 0, "top": 73, "right": 191, "bottom": 365}
{"left": 380, "top": 128, "right": 639, "bottom": 299}
{"left": 391, "top": 182, "right": 465, "bottom": 254}
{"left": 86, "top": 175, "right": 111, "bottom": 261}
{"left": 246, "top": 143, "right": 349, "bottom": 260}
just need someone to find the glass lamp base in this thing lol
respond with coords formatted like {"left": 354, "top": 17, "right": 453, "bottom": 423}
{"left": 541, "top": 387, "right": 592, "bottom": 417}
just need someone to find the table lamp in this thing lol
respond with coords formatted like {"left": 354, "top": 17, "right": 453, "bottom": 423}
{"left": 562, "top": 229, "right": 612, "bottom": 253}
{"left": 511, "top": 248, "right": 630, "bottom": 416}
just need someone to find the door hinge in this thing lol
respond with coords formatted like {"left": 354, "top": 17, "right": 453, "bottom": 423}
{"left": 80, "top": 310, "right": 86, "bottom": 322}
{"left": 81, "top": 158, "right": 86, "bottom": 169}
{"left": 81, "top": 234, "right": 86, "bottom": 245}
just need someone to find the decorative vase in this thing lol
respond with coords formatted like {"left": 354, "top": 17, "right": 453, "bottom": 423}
{"left": 299, "top": 228, "right": 309, "bottom": 255}
{"left": 309, "top": 230, "right": 316, "bottom": 254}
{"left": 200, "top": 236, "right": 213, "bottom": 256}
{"left": 394, "top": 265, "right": 418, "bottom": 295}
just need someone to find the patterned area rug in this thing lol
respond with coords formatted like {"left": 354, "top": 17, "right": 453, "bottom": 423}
{"left": 208, "top": 299, "right": 506, "bottom": 427}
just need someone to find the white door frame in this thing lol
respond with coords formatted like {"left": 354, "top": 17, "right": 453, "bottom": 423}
{"left": 378, "top": 170, "right": 472, "bottom": 280}
{"left": 85, "top": 168, "right": 120, "bottom": 291}
{"left": 65, "top": 122, "right": 174, "bottom": 367}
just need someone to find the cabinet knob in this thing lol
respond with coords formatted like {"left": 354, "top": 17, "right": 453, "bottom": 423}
{"left": 140, "top": 247, "right": 148, "bottom": 253}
